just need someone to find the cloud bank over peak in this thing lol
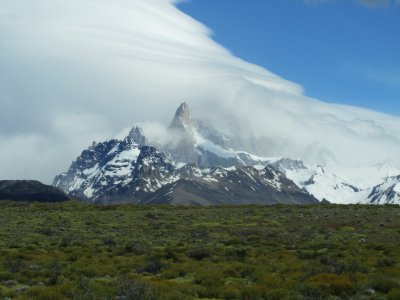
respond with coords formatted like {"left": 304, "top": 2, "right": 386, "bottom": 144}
{"left": 1, "top": 0, "right": 399, "bottom": 183}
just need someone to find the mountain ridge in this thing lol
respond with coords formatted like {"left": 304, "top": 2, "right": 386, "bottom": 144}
{"left": 54, "top": 102, "right": 400, "bottom": 205}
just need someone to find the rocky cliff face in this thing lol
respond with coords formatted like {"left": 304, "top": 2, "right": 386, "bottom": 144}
{"left": 164, "top": 103, "right": 270, "bottom": 168}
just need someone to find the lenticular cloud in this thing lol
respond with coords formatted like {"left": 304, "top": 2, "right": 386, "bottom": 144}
{"left": 0, "top": 0, "right": 399, "bottom": 183}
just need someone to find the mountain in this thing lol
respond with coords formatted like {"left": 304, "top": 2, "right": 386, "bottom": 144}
{"left": 53, "top": 131, "right": 176, "bottom": 204}
{"left": 164, "top": 102, "right": 274, "bottom": 168}
{"left": 53, "top": 119, "right": 318, "bottom": 205}
{"left": 164, "top": 104, "right": 400, "bottom": 205}
{"left": 54, "top": 102, "right": 400, "bottom": 205}
{"left": 267, "top": 158, "right": 400, "bottom": 205}
{"left": 268, "top": 159, "right": 366, "bottom": 204}
{"left": 143, "top": 165, "right": 318, "bottom": 205}
{"left": 0, "top": 180, "right": 69, "bottom": 202}
{"left": 362, "top": 176, "right": 400, "bottom": 205}
{"left": 53, "top": 134, "right": 318, "bottom": 205}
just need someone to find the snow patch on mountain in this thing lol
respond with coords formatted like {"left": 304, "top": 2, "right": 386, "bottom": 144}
{"left": 362, "top": 176, "right": 400, "bottom": 205}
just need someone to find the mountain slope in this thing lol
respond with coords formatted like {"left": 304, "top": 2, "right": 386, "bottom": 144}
{"left": 0, "top": 180, "right": 69, "bottom": 202}
{"left": 268, "top": 158, "right": 400, "bottom": 205}
{"left": 54, "top": 123, "right": 318, "bottom": 205}
{"left": 143, "top": 165, "right": 318, "bottom": 205}
{"left": 362, "top": 176, "right": 400, "bottom": 205}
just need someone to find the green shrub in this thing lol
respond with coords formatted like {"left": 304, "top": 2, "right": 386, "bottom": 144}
{"left": 220, "top": 286, "right": 241, "bottom": 300}
{"left": 263, "top": 288, "right": 293, "bottom": 300}
{"left": 376, "top": 257, "right": 396, "bottom": 268}
{"left": 137, "top": 259, "right": 168, "bottom": 275}
{"left": 163, "top": 247, "right": 179, "bottom": 262}
{"left": 187, "top": 247, "right": 210, "bottom": 260}
{"left": 101, "top": 236, "right": 117, "bottom": 247}
{"left": 239, "top": 285, "right": 263, "bottom": 300}
{"left": 24, "top": 286, "right": 66, "bottom": 300}
{"left": 306, "top": 273, "right": 355, "bottom": 296}
{"left": 193, "top": 268, "right": 224, "bottom": 288}
{"left": 371, "top": 276, "right": 400, "bottom": 293}
{"left": 388, "top": 288, "right": 400, "bottom": 300}
{"left": 125, "top": 241, "right": 149, "bottom": 255}
{"left": 160, "top": 269, "right": 180, "bottom": 280}
{"left": 4, "top": 256, "right": 26, "bottom": 273}
{"left": 116, "top": 278, "right": 164, "bottom": 300}
{"left": 296, "top": 249, "right": 316, "bottom": 260}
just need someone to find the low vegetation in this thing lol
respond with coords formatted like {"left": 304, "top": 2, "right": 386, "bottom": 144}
{"left": 0, "top": 201, "right": 399, "bottom": 299}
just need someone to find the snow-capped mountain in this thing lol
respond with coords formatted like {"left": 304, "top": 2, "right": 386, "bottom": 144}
{"left": 54, "top": 102, "right": 400, "bottom": 205}
{"left": 53, "top": 126, "right": 317, "bottom": 205}
{"left": 268, "top": 158, "right": 400, "bottom": 205}
{"left": 362, "top": 176, "right": 400, "bottom": 205}
{"left": 53, "top": 130, "right": 176, "bottom": 204}
{"left": 164, "top": 102, "right": 275, "bottom": 168}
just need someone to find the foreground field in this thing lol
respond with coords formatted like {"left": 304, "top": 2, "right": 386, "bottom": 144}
{"left": 0, "top": 201, "right": 399, "bottom": 299}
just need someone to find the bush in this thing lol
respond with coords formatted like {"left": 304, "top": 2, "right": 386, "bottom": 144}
{"left": 125, "top": 241, "right": 149, "bottom": 255}
{"left": 163, "top": 247, "right": 179, "bottom": 262}
{"left": 297, "top": 250, "right": 316, "bottom": 260}
{"left": 101, "top": 236, "right": 117, "bottom": 247}
{"left": 187, "top": 247, "right": 210, "bottom": 260}
{"left": 239, "top": 286, "right": 263, "bottom": 300}
{"left": 4, "top": 256, "right": 26, "bottom": 273}
{"left": 60, "top": 235, "right": 74, "bottom": 247}
{"left": 24, "top": 286, "right": 66, "bottom": 300}
{"left": 160, "top": 269, "right": 180, "bottom": 280}
{"left": 234, "top": 247, "right": 248, "bottom": 262}
{"left": 137, "top": 259, "right": 168, "bottom": 275}
{"left": 263, "top": 288, "right": 293, "bottom": 300}
{"left": 305, "top": 273, "right": 355, "bottom": 296}
{"left": 300, "top": 284, "right": 328, "bottom": 299}
{"left": 116, "top": 278, "right": 163, "bottom": 300}
{"left": 193, "top": 268, "right": 223, "bottom": 288}
{"left": 376, "top": 257, "right": 396, "bottom": 268}
{"left": 371, "top": 276, "right": 400, "bottom": 293}
{"left": 388, "top": 288, "right": 400, "bottom": 300}
{"left": 220, "top": 286, "right": 241, "bottom": 300}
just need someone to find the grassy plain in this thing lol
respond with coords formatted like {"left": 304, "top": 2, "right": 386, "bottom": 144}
{"left": 0, "top": 201, "right": 399, "bottom": 299}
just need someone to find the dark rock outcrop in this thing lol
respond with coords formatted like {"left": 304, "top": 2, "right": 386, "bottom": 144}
{"left": 0, "top": 180, "right": 69, "bottom": 202}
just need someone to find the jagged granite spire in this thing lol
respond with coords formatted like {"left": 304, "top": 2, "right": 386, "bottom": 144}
{"left": 128, "top": 125, "right": 147, "bottom": 146}
{"left": 169, "top": 102, "right": 192, "bottom": 130}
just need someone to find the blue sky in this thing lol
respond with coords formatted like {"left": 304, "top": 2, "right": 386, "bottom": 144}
{"left": 178, "top": 0, "right": 400, "bottom": 115}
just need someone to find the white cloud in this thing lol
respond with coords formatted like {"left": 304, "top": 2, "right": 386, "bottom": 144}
{"left": 1, "top": 0, "right": 400, "bottom": 183}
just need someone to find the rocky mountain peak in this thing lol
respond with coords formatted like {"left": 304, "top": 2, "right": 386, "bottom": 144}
{"left": 169, "top": 102, "right": 192, "bottom": 130}
{"left": 128, "top": 125, "right": 147, "bottom": 146}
